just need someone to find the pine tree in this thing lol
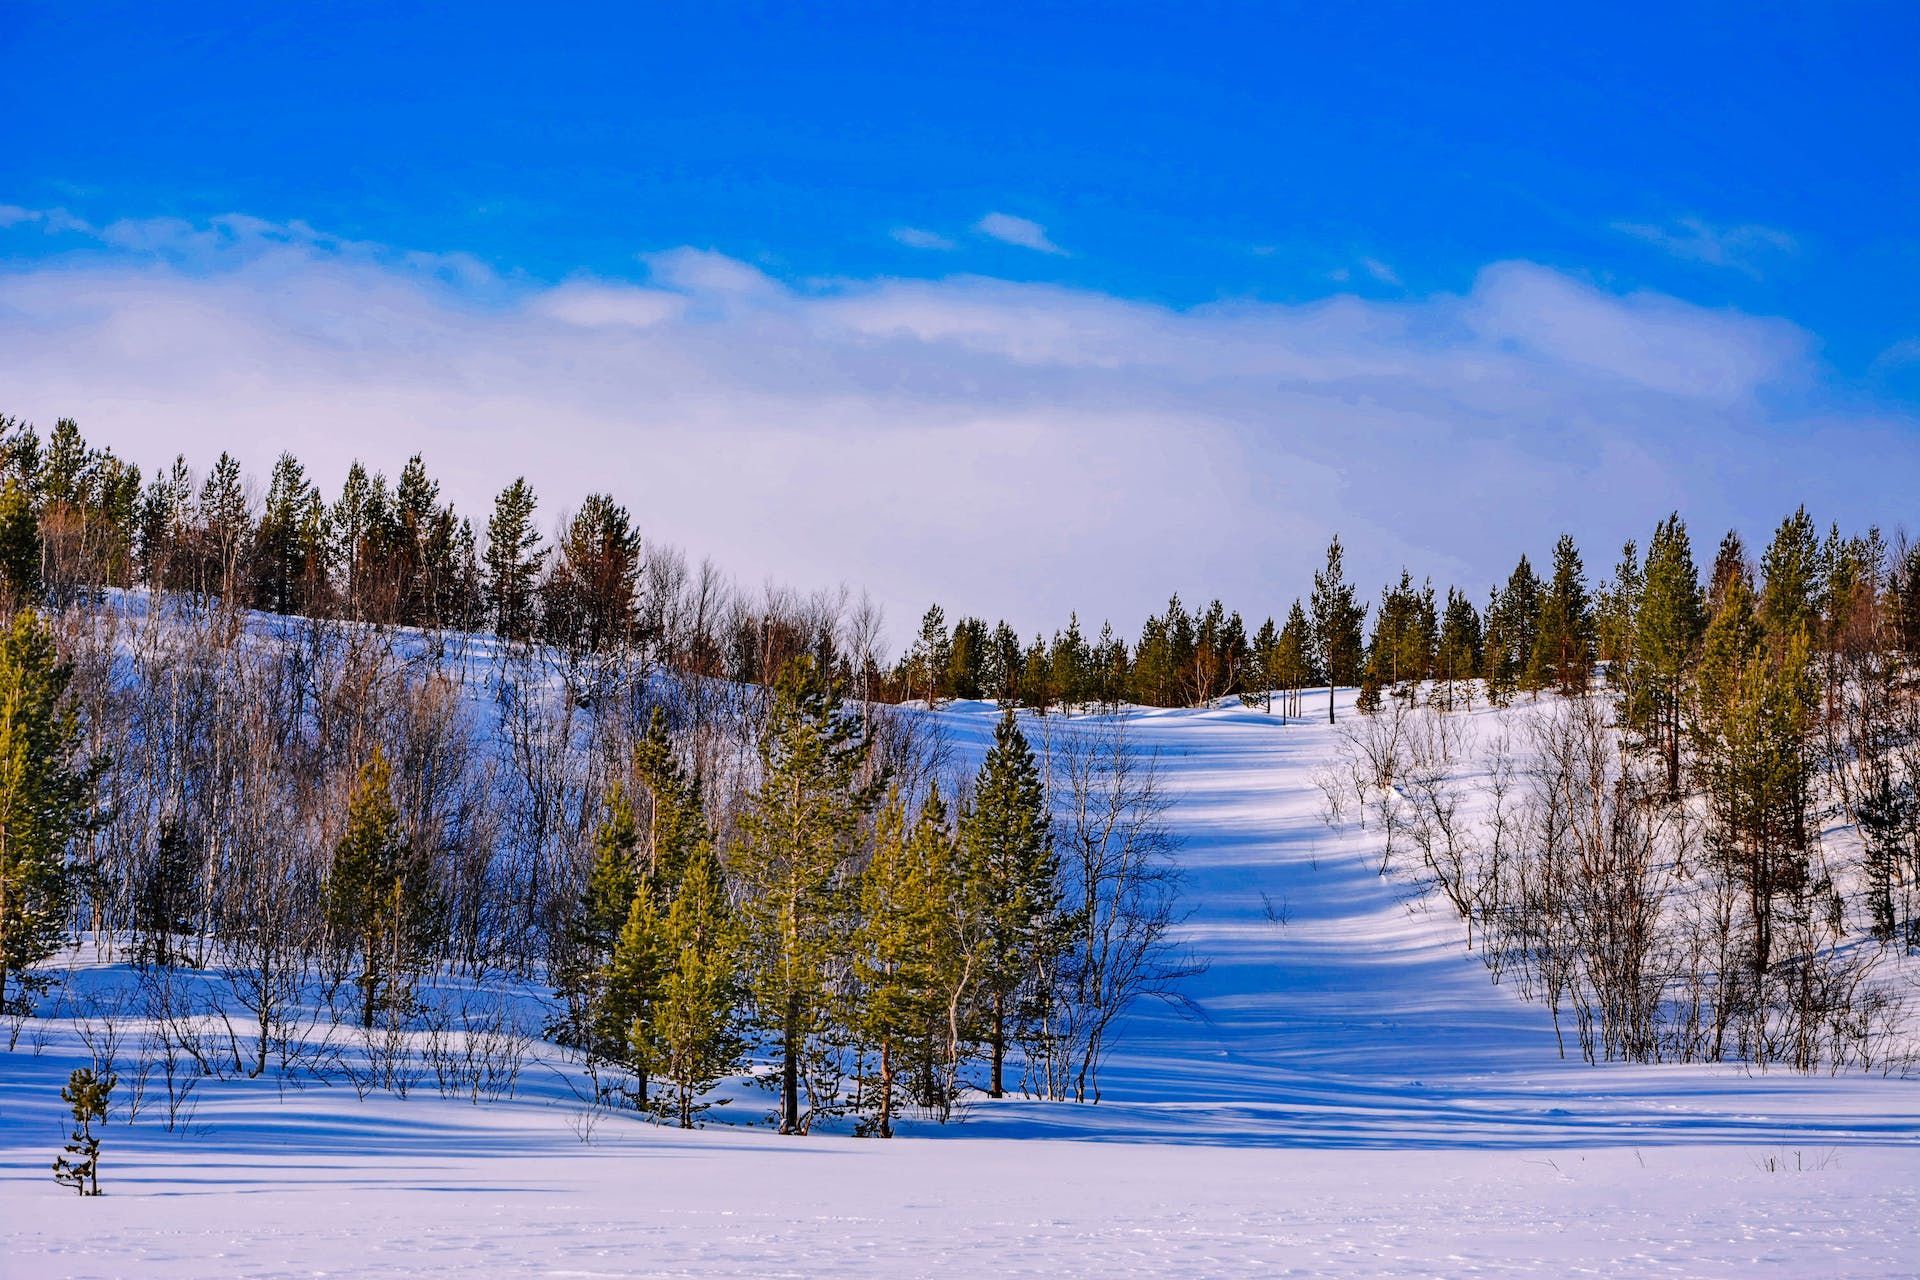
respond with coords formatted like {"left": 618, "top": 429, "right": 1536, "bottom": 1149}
{"left": 730, "top": 656, "right": 877, "bottom": 1134}
{"left": 326, "top": 750, "right": 437, "bottom": 1027}
{"left": 543, "top": 494, "right": 642, "bottom": 655}
{"left": 483, "top": 480, "right": 546, "bottom": 639}
{"left": 1276, "top": 600, "right": 1315, "bottom": 718}
{"left": 1627, "top": 515, "right": 1703, "bottom": 794}
{"left": 600, "top": 881, "right": 665, "bottom": 1103}
{"left": 645, "top": 844, "right": 746, "bottom": 1128}
{"left": 0, "top": 610, "right": 99, "bottom": 1010}
{"left": 1492, "top": 554, "right": 1543, "bottom": 694}
{"left": 1247, "top": 616, "right": 1279, "bottom": 712}
{"left": 1434, "top": 587, "right": 1482, "bottom": 710}
{"left": 197, "top": 451, "right": 251, "bottom": 599}
{"left": 252, "top": 452, "right": 325, "bottom": 615}
{"left": 51, "top": 1066, "right": 113, "bottom": 1196}
{"left": 853, "top": 788, "right": 960, "bottom": 1137}
{"left": 1691, "top": 569, "right": 1812, "bottom": 977}
{"left": 632, "top": 706, "right": 706, "bottom": 892}
{"left": 1530, "top": 534, "right": 1594, "bottom": 695}
{"left": 1310, "top": 536, "right": 1366, "bottom": 723}
{"left": 554, "top": 784, "right": 642, "bottom": 1055}
{"left": 961, "top": 710, "right": 1058, "bottom": 1097}
{"left": 1758, "top": 506, "right": 1824, "bottom": 648}
{"left": 904, "top": 605, "right": 952, "bottom": 705}
{"left": 0, "top": 479, "right": 43, "bottom": 608}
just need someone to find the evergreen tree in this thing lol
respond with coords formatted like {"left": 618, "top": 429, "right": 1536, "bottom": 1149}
{"left": 853, "top": 787, "right": 960, "bottom": 1137}
{"left": 0, "top": 609, "right": 98, "bottom": 1009}
{"left": 600, "top": 880, "right": 666, "bottom": 1103}
{"left": 1758, "top": 506, "right": 1824, "bottom": 648}
{"left": 948, "top": 616, "right": 988, "bottom": 700}
{"left": 252, "top": 452, "right": 325, "bottom": 615}
{"left": 543, "top": 494, "right": 642, "bottom": 655}
{"left": 1627, "top": 515, "right": 1704, "bottom": 794}
{"left": 1530, "top": 534, "right": 1595, "bottom": 695}
{"left": 632, "top": 706, "right": 706, "bottom": 892}
{"left": 1276, "top": 600, "right": 1315, "bottom": 718}
{"left": 197, "top": 451, "right": 251, "bottom": 598}
{"left": 730, "top": 656, "right": 877, "bottom": 1134}
{"left": 904, "top": 605, "right": 952, "bottom": 705}
{"left": 484, "top": 478, "right": 547, "bottom": 641}
{"left": 0, "top": 479, "right": 44, "bottom": 607}
{"left": 51, "top": 1066, "right": 113, "bottom": 1196}
{"left": 326, "top": 750, "right": 437, "bottom": 1027}
{"left": 1247, "top": 616, "right": 1279, "bottom": 712}
{"left": 961, "top": 710, "right": 1058, "bottom": 1097}
{"left": 645, "top": 843, "right": 747, "bottom": 1127}
{"left": 1434, "top": 587, "right": 1482, "bottom": 710}
{"left": 1494, "top": 554, "right": 1543, "bottom": 694}
{"left": 1596, "top": 539, "right": 1642, "bottom": 683}
{"left": 1691, "top": 569, "right": 1812, "bottom": 977}
{"left": 1309, "top": 536, "right": 1366, "bottom": 723}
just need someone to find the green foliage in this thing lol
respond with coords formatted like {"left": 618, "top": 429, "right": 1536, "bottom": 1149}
{"left": 0, "top": 479, "right": 43, "bottom": 607}
{"left": 729, "top": 656, "right": 878, "bottom": 1133}
{"left": 644, "top": 846, "right": 747, "bottom": 1127}
{"left": 0, "top": 609, "right": 99, "bottom": 1008}
{"left": 52, "top": 1066, "right": 113, "bottom": 1196}
{"left": 961, "top": 710, "right": 1059, "bottom": 1097}
{"left": 326, "top": 749, "right": 438, "bottom": 1027}
{"left": 1529, "top": 534, "right": 1594, "bottom": 695}
{"left": 1310, "top": 537, "right": 1367, "bottom": 721}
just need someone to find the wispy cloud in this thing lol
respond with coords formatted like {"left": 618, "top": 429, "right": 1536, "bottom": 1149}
{"left": 1359, "top": 257, "right": 1401, "bottom": 287}
{"left": 0, "top": 207, "right": 1903, "bottom": 640}
{"left": 891, "top": 226, "right": 956, "bottom": 251}
{"left": 1611, "top": 215, "right": 1797, "bottom": 277}
{"left": 975, "top": 212, "right": 1064, "bottom": 255}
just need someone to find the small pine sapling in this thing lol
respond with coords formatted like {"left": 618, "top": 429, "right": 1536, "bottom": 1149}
{"left": 52, "top": 1066, "right": 114, "bottom": 1196}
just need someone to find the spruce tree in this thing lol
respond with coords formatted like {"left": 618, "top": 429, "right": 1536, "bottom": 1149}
{"left": 1309, "top": 536, "right": 1366, "bottom": 723}
{"left": 730, "top": 656, "right": 877, "bottom": 1134}
{"left": 0, "top": 609, "right": 98, "bottom": 1010}
{"left": 961, "top": 710, "right": 1058, "bottom": 1097}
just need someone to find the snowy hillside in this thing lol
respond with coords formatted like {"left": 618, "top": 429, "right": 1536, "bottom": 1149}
{"left": 3, "top": 692, "right": 1918, "bottom": 1278}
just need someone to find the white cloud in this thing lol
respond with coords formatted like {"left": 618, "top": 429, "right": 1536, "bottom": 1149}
{"left": 0, "top": 209, "right": 1907, "bottom": 644}
{"left": 891, "top": 226, "right": 956, "bottom": 251}
{"left": 975, "top": 212, "right": 1064, "bottom": 255}
{"left": 1612, "top": 216, "right": 1798, "bottom": 277}
{"left": 1359, "top": 257, "right": 1401, "bottom": 286}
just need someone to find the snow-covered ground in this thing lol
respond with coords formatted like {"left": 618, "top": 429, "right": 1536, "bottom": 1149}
{"left": 4, "top": 692, "right": 1918, "bottom": 1277}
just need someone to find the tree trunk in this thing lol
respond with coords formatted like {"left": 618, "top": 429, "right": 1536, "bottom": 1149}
{"left": 780, "top": 995, "right": 800, "bottom": 1134}
{"left": 877, "top": 1039, "right": 894, "bottom": 1139}
{"left": 989, "top": 994, "right": 1005, "bottom": 1098}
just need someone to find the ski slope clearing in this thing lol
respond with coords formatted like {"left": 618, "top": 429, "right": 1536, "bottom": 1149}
{"left": 4, "top": 693, "right": 1917, "bottom": 1277}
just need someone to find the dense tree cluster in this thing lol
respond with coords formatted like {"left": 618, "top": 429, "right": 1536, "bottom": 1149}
{"left": 1329, "top": 509, "right": 1920, "bottom": 1072}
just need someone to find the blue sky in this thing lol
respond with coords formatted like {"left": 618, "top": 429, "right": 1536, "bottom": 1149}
{"left": 2, "top": 4, "right": 1917, "bottom": 636}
